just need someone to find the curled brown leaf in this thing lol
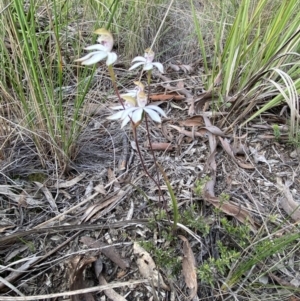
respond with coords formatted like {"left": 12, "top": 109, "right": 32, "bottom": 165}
{"left": 178, "top": 235, "right": 197, "bottom": 300}
{"left": 69, "top": 255, "right": 97, "bottom": 301}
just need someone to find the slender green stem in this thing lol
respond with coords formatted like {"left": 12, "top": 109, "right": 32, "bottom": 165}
{"left": 147, "top": 70, "right": 152, "bottom": 86}
{"left": 157, "top": 163, "right": 179, "bottom": 230}
{"left": 108, "top": 65, "right": 125, "bottom": 109}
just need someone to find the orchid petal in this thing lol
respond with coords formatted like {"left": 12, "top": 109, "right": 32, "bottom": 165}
{"left": 122, "top": 96, "right": 137, "bottom": 107}
{"left": 97, "top": 39, "right": 114, "bottom": 52}
{"left": 74, "top": 52, "right": 94, "bottom": 62}
{"left": 144, "top": 108, "right": 162, "bottom": 123}
{"left": 107, "top": 110, "right": 124, "bottom": 120}
{"left": 143, "top": 63, "right": 153, "bottom": 71}
{"left": 121, "top": 107, "right": 137, "bottom": 119}
{"left": 121, "top": 116, "right": 131, "bottom": 128}
{"left": 137, "top": 93, "right": 147, "bottom": 108}
{"left": 84, "top": 44, "right": 108, "bottom": 51}
{"left": 121, "top": 91, "right": 137, "bottom": 98}
{"left": 134, "top": 81, "right": 145, "bottom": 91}
{"left": 81, "top": 52, "right": 107, "bottom": 65}
{"left": 132, "top": 108, "right": 144, "bottom": 123}
{"left": 110, "top": 105, "right": 125, "bottom": 110}
{"left": 146, "top": 105, "right": 167, "bottom": 117}
{"left": 132, "top": 56, "right": 146, "bottom": 63}
{"left": 152, "top": 62, "right": 164, "bottom": 73}
{"left": 129, "top": 62, "right": 146, "bottom": 71}
{"left": 106, "top": 52, "right": 118, "bottom": 66}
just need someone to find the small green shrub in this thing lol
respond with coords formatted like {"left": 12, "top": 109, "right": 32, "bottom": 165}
{"left": 272, "top": 124, "right": 281, "bottom": 141}
{"left": 195, "top": 176, "right": 211, "bottom": 196}
{"left": 197, "top": 242, "right": 240, "bottom": 286}
{"left": 198, "top": 218, "right": 252, "bottom": 286}
{"left": 181, "top": 205, "right": 210, "bottom": 236}
{"left": 140, "top": 239, "right": 181, "bottom": 276}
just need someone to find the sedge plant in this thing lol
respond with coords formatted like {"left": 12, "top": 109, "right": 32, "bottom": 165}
{"left": 0, "top": 0, "right": 98, "bottom": 171}
{"left": 191, "top": 0, "right": 300, "bottom": 138}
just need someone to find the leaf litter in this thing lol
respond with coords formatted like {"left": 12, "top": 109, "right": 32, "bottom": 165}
{"left": 1, "top": 27, "right": 300, "bottom": 301}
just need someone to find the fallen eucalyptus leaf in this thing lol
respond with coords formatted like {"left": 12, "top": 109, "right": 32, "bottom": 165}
{"left": 179, "top": 235, "right": 197, "bottom": 300}
{"left": 133, "top": 242, "right": 169, "bottom": 291}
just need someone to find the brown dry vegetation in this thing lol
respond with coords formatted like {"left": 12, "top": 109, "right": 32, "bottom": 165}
{"left": 1, "top": 0, "right": 300, "bottom": 300}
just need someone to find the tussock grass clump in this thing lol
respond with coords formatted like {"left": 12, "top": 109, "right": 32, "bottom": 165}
{"left": 0, "top": 0, "right": 93, "bottom": 171}
{"left": 0, "top": 0, "right": 188, "bottom": 173}
{"left": 192, "top": 0, "right": 300, "bottom": 138}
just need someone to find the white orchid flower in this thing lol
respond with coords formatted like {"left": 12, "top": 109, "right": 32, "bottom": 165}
{"left": 107, "top": 85, "right": 166, "bottom": 128}
{"left": 129, "top": 48, "right": 164, "bottom": 73}
{"left": 75, "top": 28, "right": 117, "bottom": 66}
{"left": 120, "top": 81, "right": 145, "bottom": 98}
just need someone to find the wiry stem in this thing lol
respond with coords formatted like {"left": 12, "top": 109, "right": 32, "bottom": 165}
{"left": 145, "top": 78, "right": 161, "bottom": 200}
{"left": 144, "top": 114, "right": 168, "bottom": 210}
{"left": 108, "top": 65, "right": 125, "bottom": 109}
{"left": 132, "top": 123, "right": 167, "bottom": 208}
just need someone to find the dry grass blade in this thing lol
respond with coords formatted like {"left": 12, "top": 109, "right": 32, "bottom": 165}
{"left": 0, "top": 274, "right": 25, "bottom": 297}
{"left": 56, "top": 173, "right": 86, "bottom": 188}
{"left": 0, "top": 219, "right": 149, "bottom": 247}
{"left": 0, "top": 257, "right": 39, "bottom": 291}
{"left": 0, "top": 232, "right": 79, "bottom": 291}
{"left": 218, "top": 137, "right": 255, "bottom": 170}
{"left": 0, "top": 185, "right": 22, "bottom": 204}
{"left": 80, "top": 236, "right": 129, "bottom": 270}
{"left": 178, "top": 235, "right": 197, "bottom": 300}
{"left": 0, "top": 280, "right": 149, "bottom": 301}
{"left": 97, "top": 273, "right": 128, "bottom": 301}
{"left": 34, "top": 181, "right": 58, "bottom": 212}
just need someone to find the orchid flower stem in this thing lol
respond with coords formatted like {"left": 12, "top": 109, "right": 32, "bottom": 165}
{"left": 144, "top": 114, "right": 168, "bottom": 210}
{"left": 147, "top": 70, "right": 152, "bottom": 86}
{"left": 108, "top": 65, "right": 125, "bottom": 109}
{"left": 147, "top": 84, "right": 151, "bottom": 105}
{"left": 132, "top": 124, "right": 167, "bottom": 209}
{"left": 147, "top": 71, "right": 152, "bottom": 103}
